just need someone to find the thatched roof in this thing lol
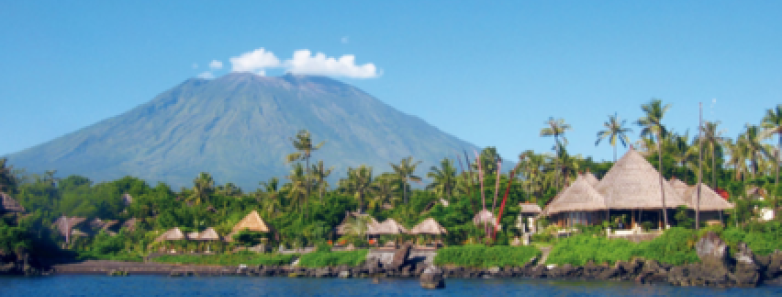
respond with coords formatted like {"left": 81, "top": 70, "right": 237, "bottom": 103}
{"left": 122, "top": 193, "right": 133, "bottom": 206}
{"left": 410, "top": 218, "right": 447, "bottom": 235}
{"left": 746, "top": 186, "right": 767, "bottom": 199}
{"left": 370, "top": 219, "right": 408, "bottom": 235}
{"left": 594, "top": 148, "right": 689, "bottom": 210}
{"left": 0, "top": 192, "right": 25, "bottom": 213}
{"left": 681, "top": 183, "right": 734, "bottom": 211}
{"left": 53, "top": 216, "right": 88, "bottom": 237}
{"left": 155, "top": 227, "right": 188, "bottom": 242}
{"left": 543, "top": 174, "right": 607, "bottom": 216}
{"left": 584, "top": 172, "right": 600, "bottom": 187}
{"left": 187, "top": 231, "right": 200, "bottom": 240}
{"left": 232, "top": 210, "right": 273, "bottom": 233}
{"left": 670, "top": 178, "right": 689, "bottom": 197}
{"left": 519, "top": 203, "right": 542, "bottom": 214}
{"left": 336, "top": 211, "right": 379, "bottom": 235}
{"left": 197, "top": 227, "right": 222, "bottom": 241}
{"left": 121, "top": 218, "right": 137, "bottom": 232}
{"left": 473, "top": 209, "right": 496, "bottom": 226}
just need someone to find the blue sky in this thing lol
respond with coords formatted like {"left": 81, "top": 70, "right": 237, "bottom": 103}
{"left": 1, "top": 1, "right": 780, "bottom": 164}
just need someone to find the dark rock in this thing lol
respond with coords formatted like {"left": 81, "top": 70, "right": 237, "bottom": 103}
{"left": 731, "top": 242, "right": 760, "bottom": 287}
{"left": 338, "top": 271, "right": 350, "bottom": 278}
{"left": 529, "top": 265, "right": 548, "bottom": 278}
{"left": 314, "top": 267, "right": 332, "bottom": 278}
{"left": 390, "top": 243, "right": 412, "bottom": 270}
{"left": 596, "top": 266, "right": 624, "bottom": 281}
{"left": 696, "top": 231, "right": 729, "bottom": 268}
{"left": 763, "top": 250, "right": 782, "bottom": 280}
{"left": 583, "top": 261, "right": 607, "bottom": 278}
{"left": 420, "top": 266, "right": 445, "bottom": 289}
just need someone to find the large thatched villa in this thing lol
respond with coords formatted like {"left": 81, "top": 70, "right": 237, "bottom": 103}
{"left": 542, "top": 148, "right": 733, "bottom": 229}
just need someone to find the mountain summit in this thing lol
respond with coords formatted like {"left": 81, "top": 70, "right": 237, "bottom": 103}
{"left": 6, "top": 73, "right": 479, "bottom": 189}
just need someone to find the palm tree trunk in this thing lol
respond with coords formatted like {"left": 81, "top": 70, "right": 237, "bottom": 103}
{"left": 613, "top": 144, "right": 617, "bottom": 163}
{"left": 305, "top": 157, "right": 310, "bottom": 220}
{"left": 658, "top": 136, "right": 669, "bottom": 228}
{"left": 776, "top": 135, "right": 781, "bottom": 199}
{"left": 712, "top": 145, "right": 717, "bottom": 190}
{"left": 554, "top": 137, "right": 560, "bottom": 190}
{"left": 403, "top": 180, "right": 408, "bottom": 204}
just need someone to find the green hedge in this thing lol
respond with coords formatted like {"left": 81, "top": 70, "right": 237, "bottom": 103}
{"left": 76, "top": 251, "right": 144, "bottom": 262}
{"left": 298, "top": 250, "right": 368, "bottom": 268}
{"left": 546, "top": 227, "right": 699, "bottom": 266}
{"left": 434, "top": 245, "right": 541, "bottom": 268}
{"left": 152, "top": 252, "right": 295, "bottom": 266}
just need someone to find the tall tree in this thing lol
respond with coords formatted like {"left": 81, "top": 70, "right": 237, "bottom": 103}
{"left": 188, "top": 172, "right": 214, "bottom": 205}
{"left": 310, "top": 160, "right": 334, "bottom": 202}
{"left": 742, "top": 125, "right": 770, "bottom": 178}
{"left": 762, "top": 104, "right": 782, "bottom": 198}
{"left": 370, "top": 175, "right": 400, "bottom": 209}
{"left": 0, "top": 158, "right": 15, "bottom": 193}
{"left": 725, "top": 138, "right": 749, "bottom": 181}
{"left": 595, "top": 113, "right": 633, "bottom": 162}
{"left": 344, "top": 165, "right": 373, "bottom": 212}
{"left": 285, "top": 163, "right": 309, "bottom": 213}
{"left": 636, "top": 98, "right": 671, "bottom": 227}
{"left": 426, "top": 158, "right": 457, "bottom": 201}
{"left": 701, "top": 121, "right": 726, "bottom": 190}
{"left": 259, "top": 177, "right": 282, "bottom": 219}
{"left": 286, "top": 130, "right": 325, "bottom": 210}
{"left": 670, "top": 131, "right": 697, "bottom": 183}
{"left": 390, "top": 156, "right": 422, "bottom": 204}
{"left": 540, "top": 117, "right": 571, "bottom": 190}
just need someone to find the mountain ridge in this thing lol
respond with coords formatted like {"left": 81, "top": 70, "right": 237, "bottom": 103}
{"left": 5, "top": 73, "right": 482, "bottom": 190}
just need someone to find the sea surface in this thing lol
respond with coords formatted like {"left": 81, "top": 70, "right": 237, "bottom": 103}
{"left": 2, "top": 275, "right": 781, "bottom": 296}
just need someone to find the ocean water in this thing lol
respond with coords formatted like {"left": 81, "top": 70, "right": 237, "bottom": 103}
{"left": 1, "top": 275, "right": 780, "bottom": 296}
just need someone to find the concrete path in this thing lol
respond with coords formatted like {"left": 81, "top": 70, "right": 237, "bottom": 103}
{"left": 538, "top": 246, "right": 553, "bottom": 265}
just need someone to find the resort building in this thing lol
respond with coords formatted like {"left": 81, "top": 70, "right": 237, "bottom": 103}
{"left": 542, "top": 148, "right": 733, "bottom": 229}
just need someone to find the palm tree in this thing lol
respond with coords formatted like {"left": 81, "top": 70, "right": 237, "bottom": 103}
{"left": 189, "top": 172, "right": 215, "bottom": 205}
{"left": 742, "top": 125, "right": 771, "bottom": 178}
{"left": 595, "top": 113, "right": 633, "bottom": 163}
{"left": 310, "top": 160, "right": 334, "bottom": 202}
{"left": 259, "top": 178, "right": 283, "bottom": 219}
{"left": 540, "top": 117, "right": 571, "bottom": 190}
{"left": 701, "top": 121, "right": 727, "bottom": 190}
{"left": 0, "top": 158, "right": 15, "bottom": 193}
{"left": 670, "top": 132, "right": 697, "bottom": 183}
{"left": 370, "top": 176, "right": 400, "bottom": 209}
{"left": 636, "top": 98, "right": 671, "bottom": 227}
{"left": 725, "top": 138, "right": 750, "bottom": 181}
{"left": 390, "top": 156, "right": 422, "bottom": 204}
{"left": 285, "top": 163, "right": 309, "bottom": 213}
{"left": 426, "top": 158, "right": 457, "bottom": 201}
{"left": 345, "top": 165, "right": 374, "bottom": 212}
{"left": 762, "top": 105, "right": 782, "bottom": 196}
{"left": 217, "top": 182, "right": 242, "bottom": 197}
{"left": 286, "top": 130, "right": 326, "bottom": 209}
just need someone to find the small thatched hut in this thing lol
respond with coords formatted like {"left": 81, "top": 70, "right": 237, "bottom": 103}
{"left": 472, "top": 209, "right": 496, "bottom": 227}
{"left": 53, "top": 216, "right": 88, "bottom": 238}
{"left": 197, "top": 227, "right": 222, "bottom": 241}
{"left": 371, "top": 219, "right": 408, "bottom": 235}
{"left": 519, "top": 203, "right": 542, "bottom": 215}
{"left": 226, "top": 210, "right": 274, "bottom": 242}
{"left": 121, "top": 218, "right": 137, "bottom": 232}
{"left": 410, "top": 218, "right": 447, "bottom": 236}
{"left": 335, "top": 211, "right": 379, "bottom": 236}
{"left": 543, "top": 174, "right": 608, "bottom": 226}
{"left": 0, "top": 192, "right": 25, "bottom": 214}
{"left": 155, "top": 227, "right": 188, "bottom": 243}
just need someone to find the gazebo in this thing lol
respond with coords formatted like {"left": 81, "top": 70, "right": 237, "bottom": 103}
{"left": 196, "top": 227, "right": 223, "bottom": 252}
{"left": 335, "top": 211, "right": 379, "bottom": 237}
{"left": 0, "top": 192, "right": 25, "bottom": 214}
{"left": 155, "top": 227, "right": 188, "bottom": 253}
{"left": 409, "top": 218, "right": 447, "bottom": 248}
{"left": 226, "top": 210, "right": 274, "bottom": 242}
{"left": 371, "top": 219, "right": 408, "bottom": 248}
{"left": 52, "top": 216, "right": 88, "bottom": 244}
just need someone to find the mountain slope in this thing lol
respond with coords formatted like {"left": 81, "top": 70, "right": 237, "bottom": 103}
{"left": 6, "top": 73, "right": 480, "bottom": 190}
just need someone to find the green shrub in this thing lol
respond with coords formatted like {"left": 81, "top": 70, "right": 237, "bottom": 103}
{"left": 434, "top": 245, "right": 541, "bottom": 268}
{"left": 298, "top": 250, "right": 368, "bottom": 268}
{"left": 152, "top": 252, "right": 295, "bottom": 266}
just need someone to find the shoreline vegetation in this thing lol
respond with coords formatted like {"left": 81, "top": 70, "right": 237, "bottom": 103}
{"left": 0, "top": 103, "right": 781, "bottom": 289}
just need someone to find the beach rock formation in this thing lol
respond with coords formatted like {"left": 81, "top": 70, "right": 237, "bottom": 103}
{"left": 419, "top": 266, "right": 445, "bottom": 289}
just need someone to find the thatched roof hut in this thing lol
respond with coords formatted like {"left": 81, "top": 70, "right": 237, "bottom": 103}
{"left": 410, "top": 218, "right": 447, "bottom": 235}
{"left": 232, "top": 210, "right": 273, "bottom": 233}
{"left": 336, "top": 211, "right": 379, "bottom": 236}
{"left": 197, "top": 227, "right": 222, "bottom": 241}
{"left": 121, "top": 218, "right": 137, "bottom": 232}
{"left": 370, "top": 219, "right": 408, "bottom": 235}
{"left": 519, "top": 203, "right": 542, "bottom": 215}
{"left": 187, "top": 231, "right": 200, "bottom": 240}
{"left": 584, "top": 171, "right": 600, "bottom": 187}
{"left": 155, "top": 227, "right": 188, "bottom": 242}
{"left": 594, "top": 148, "right": 689, "bottom": 210}
{"left": 0, "top": 192, "right": 25, "bottom": 213}
{"left": 746, "top": 186, "right": 767, "bottom": 200}
{"left": 473, "top": 209, "right": 496, "bottom": 226}
{"left": 681, "top": 183, "right": 734, "bottom": 211}
{"left": 543, "top": 174, "right": 607, "bottom": 216}
{"left": 53, "top": 216, "right": 88, "bottom": 238}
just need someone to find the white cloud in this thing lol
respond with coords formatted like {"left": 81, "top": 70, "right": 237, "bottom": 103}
{"left": 192, "top": 63, "right": 199, "bottom": 69}
{"left": 229, "top": 48, "right": 281, "bottom": 73}
{"left": 197, "top": 71, "right": 215, "bottom": 79}
{"left": 285, "top": 50, "right": 378, "bottom": 78}
{"left": 209, "top": 60, "right": 223, "bottom": 70}
{"left": 341, "top": 36, "right": 349, "bottom": 44}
